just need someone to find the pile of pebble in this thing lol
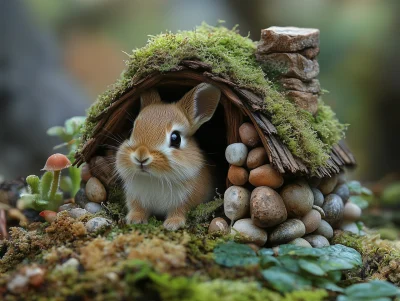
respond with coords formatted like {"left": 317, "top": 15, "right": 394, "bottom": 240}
{"left": 208, "top": 122, "right": 363, "bottom": 248}
{"left": 256, "top": 26, "right": 321, "bottom": 115}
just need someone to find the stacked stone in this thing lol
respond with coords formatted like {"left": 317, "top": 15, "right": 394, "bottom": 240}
{"left": 256, "top": 26, "right": 321, "bottom": 115}
{"left": 209, "top": 121, "right": 364, "bottom": 249}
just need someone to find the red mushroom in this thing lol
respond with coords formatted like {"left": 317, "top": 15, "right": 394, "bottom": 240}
{"left": 42, "top": 153, "right": 71, "bottom": 201}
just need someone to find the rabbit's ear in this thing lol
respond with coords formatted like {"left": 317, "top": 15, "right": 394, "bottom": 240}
{"left": 140, "top": 89, "right": 162, "bottom": 109}
{"left": 178, "top": 83, "right": 221, "bottom": 132}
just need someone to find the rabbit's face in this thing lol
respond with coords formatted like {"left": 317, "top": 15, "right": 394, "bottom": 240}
{"left": 116, "top": 83, "right": 221, "bottom": 182}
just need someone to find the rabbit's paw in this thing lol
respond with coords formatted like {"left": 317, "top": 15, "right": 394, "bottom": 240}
{"left": 126, "top": 211, "right": 148, "bottom": 225}
{"left": 163, "top": 216, "right": 186, "bottom": 231}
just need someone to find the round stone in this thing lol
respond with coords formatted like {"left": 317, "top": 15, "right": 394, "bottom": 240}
{"left": 289, "top": 238, "right": 312, "bottom": 248}
{"left": 239, "top": 122, "right": 261, "bottom": 148}
{"left": 343, "top": 202, "right": 362, "bottom": 222}
{"left": 225, "top": 143, "right": 248, "bottom": 166}
{"left": 313, "top": 220, "right": 333, "bottom": 239}
{"left": 69, "top": 208, "right": 88, "bottom": 219}
{"left": 85, "top": 177, "right": 107, "bottom": 203}
{"left": 208, "top": 218, "right": 229, "bottom": 235}
{"left": 301, "top": 209, "right": 321, "bottom": 234}
{"left": 74, "top": 188, "right": 89, "bottom": 208}
{"left": 85, "top": 202, "right": 103, "bottom": 214}
{"left": 247, "top": 147, "right": 268, "bottom": 169}
{"left": 303, "top": 235, "right": 330, "bottom": 248}
{"left": 249, "top": 164, "right": 284, "bottom": 189}
{"left": 58, "top": 203, "right": 77, "bottom": 212}
{"left": 85, "top": 217, "right": 112, "bottom": 233}
{"left": 269, "top": 219, "right": 306, "bottom": 245}
{"left": 308, "top": 177, "right": 321, "bottom": 188}
{"left": 322, "top": 194, "right": 344, "bottom": 228}
{"left": 224, "top": 186, "right": 251, "bottom": 222}
{"left": 340, "top": 222, "right": 360, "bottom": 234}
{"left": 333, "top": 184, "right": 350, "bottom": 203}
{"left": 227, "top": 165, "right": 249, "bottom": 186}
{"left": 81, "top": 164, "right": 92, "bottom": 183}
{"left": 318, "top": 175, "right": 338, "bottom": 195}
{"left": 250, "top": 187, "right": 287, "bottom": 228}
{"left": 231, "top": 218, "right": 268, "bottom": 246}
{"left": 280, "top": 180, "right": 314, "bottom": 217}
{"left": 311, "top": 188, "right": 324, "bottom": 207}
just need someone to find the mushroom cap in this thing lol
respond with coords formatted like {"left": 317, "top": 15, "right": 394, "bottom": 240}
{"left": 42, "top": 153, "right": 72, "bottom": 171}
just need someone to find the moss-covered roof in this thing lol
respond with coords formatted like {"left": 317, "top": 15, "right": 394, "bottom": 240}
{"left": 82, "top": 23, "right": 347, "bottom": 171}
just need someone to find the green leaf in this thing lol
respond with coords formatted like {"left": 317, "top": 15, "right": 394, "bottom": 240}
{"left": 347, "top": 181, "right": 362, "bottom": 195}
{"left": 344, "top": 280, "right": 400, "bottom": 299}
{"left": 214, "top": 242, "right": 259, "bottom": 267}
{"left": 313, "top": 277, "right": 344, "bottom": 292}
{"left": 47, "top": 126, "right": 65, "bottom": 137}
{"left": 260, "top": 255, "right": 280, "bottom": 268}
{"left": 349, "top": 196, "right": 369, "bottom": 209}
{"left": 298, "top": 259, "right": 326, "bottom": 276}
{"left": 65, "top": 116, "right": 86, "bottom": 135}
{"left": 261, "top": 266, "right": 311, "bottom": 293}
{"left": 361, "top": 187, "right": 373, "bottom": 196}
{"left": 26, "top": 175, "right": 40, "bottom": 194}
{"left": 278, "top": 255, "right": 301, "bottom": 273}
{"left": 317, "top": 244, "right": 362, "bottom": 272}
{"left": 40, "top": 171, "right": 54, "bottom": 201}
{"left": 338, "top": 297, "right": 390, "bottom": 301}
{"left": 33, "top": 198, "right": 49, "bottom": 211}
{"left": 278, "top": 244, "right": 324, "bottom": 257}
{"left": 258, "top": 248, "right": 275, "bottom": 256}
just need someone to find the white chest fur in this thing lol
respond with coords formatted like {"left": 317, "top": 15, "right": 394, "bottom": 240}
{"left": 123, "top": 173, "right": 191, "bottom": 215}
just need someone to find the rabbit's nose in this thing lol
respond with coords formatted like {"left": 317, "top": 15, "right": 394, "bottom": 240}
{"left": 137, "top": 157, "right": 150, "bottom": 165}
{"left": 131, "top": 153, "right": 151, "bottom": 166}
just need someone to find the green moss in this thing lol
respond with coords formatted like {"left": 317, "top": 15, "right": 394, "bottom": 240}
{"left": 187, "top": 197, "right": 224, "bottom": 226}
{"left": 81, "top": 23, "right": 346, "bottom": 172}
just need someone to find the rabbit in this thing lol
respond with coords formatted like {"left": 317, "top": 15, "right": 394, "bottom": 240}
{"left": 116, "top": 83, "right": 221, "bottom": 230}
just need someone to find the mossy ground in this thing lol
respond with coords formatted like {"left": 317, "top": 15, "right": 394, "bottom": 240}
{"left": 81, "top": 23, "right": 346, "bottom": 172}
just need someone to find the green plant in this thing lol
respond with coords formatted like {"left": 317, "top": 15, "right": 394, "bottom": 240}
{"left": 347, "top": 181, "right": 373, "bottom": 209}
{"left": 47, "top": 116, "right": 86, "bottom": 197}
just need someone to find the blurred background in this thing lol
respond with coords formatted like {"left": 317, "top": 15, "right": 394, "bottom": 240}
{"left": 1, "top": 0, "right": 399, "bottom": 185}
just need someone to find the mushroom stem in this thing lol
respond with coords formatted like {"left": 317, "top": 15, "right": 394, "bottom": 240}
{"left": 49, "top": 170, "right": 61, "bottom": 201}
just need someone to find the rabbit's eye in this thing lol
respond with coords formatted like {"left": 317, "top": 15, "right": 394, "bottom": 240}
{"left": 170, "top": 131, "right": 181, "bottom": 148}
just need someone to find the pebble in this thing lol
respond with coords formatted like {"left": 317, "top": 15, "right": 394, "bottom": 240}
{"left": 74, "top": 188, "right": 90, "bottom": 208}
{"left": 62, "top": 258, "right": 80, "bottom": 269}
{"left": 249, "top": 164, "right": 284, "bottom": 189}
{"left": 231, "top": 218, "right": 268, "bottom": 246}
{"left": 333, "top": 184, "right": 350, "bottom": 203}
{"left": 301, "top": 209, "right": 321, "bottom": 234}
{"left": 343, "top": 202, "right": 362, "bottom": 222}
{"left": 308, "top": 177, "right": 321, "bottom": 188}
{"left": 289, "top": 238, "right": 312, "bottom": 248}
{"left": 224, "top": 186, "right": 251, "bottom": 222}
{"left": 225, "top": 143, "right": 248, "bottom": 166}
{"left": 318, "top": 175, "right": 338, "bottom": 195}
{"left": 85, "top": 177, "right": 107, "bottom": 203}
{"left": 239, "top": 123, "right": 261, "bottom": 148}
{"left": 227, "top": 165, "right": 249, "bottom": 186}
{"left": 250, "top": 187, "right": 287, "bottom": 228}
{"left": 208, "top": 218, "right": 229, "bottom": 235}
{"left": 69, "top": 208, "right": 88, "bottom": 219}
{"left": 269, "top": 219, "right": 306, "bottom": 245}
{"left": 85, "top": 217, "right": 112, "bottom": 233}
{"left": 337, "top": 171, "right": 347, "bottom": 184}
{"left": 58, "top": 203, "right": 77, "bottom": 212}
{"left": 286, "top": 90, "right": 318, "bottom": 115}
{"left": 313, "top": 220, "right": 333, "bottom": 239}
{"left": 280, "top": 180, "right": 314, "bottom": 217}
{"left": 303, "top": 235, "right": 330, "bottom": 248}
{"left": 311, "top": 188, "right": 324, "bottom": 207}
{"left": 85, "top": 202, "right": 103, "bottom": 214}
{"left": 340, "top": 222, "right": 360, "bottom": 235}
{"left": 247, "top": 147, "right": 268, "bottom": 169}
{"left": 80, "top": 164, "right": 92, "bottom": 183}
{"left": 322, "top": 194, "right": 344, "bottom": 228}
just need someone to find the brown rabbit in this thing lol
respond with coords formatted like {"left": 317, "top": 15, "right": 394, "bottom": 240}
{"left": 116, "top": 83, "right": 221, "bottom": 230}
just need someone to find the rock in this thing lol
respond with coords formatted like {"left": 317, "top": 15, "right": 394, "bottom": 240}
{"left": 225, "top": 143, "right": 248, "bottom": 166}
{"left": 85, "top": 217, "right": 112, "bottom": 233}
{"left": 313, "top": 220, "right": 334, "bottom": 239}
{"left": 301, "top": 209, "right": 321, "bottom": 234}
{"left": 85, "top": 202, "right": 103, "bottom": 214}
{"left": 247, "top": 147, "right": 268, "bottom": 169}
{"left": 311, "top": 188, "right": 324, "bottom": 207}
{"left": 69, "top": 208, "right": 88, "bottom": 219}
{"left": 208, "top": 218, "right": 229, "bottom": 235}
{"left": 7, "top": 275, "right": 29, "bottom": 293}
{"left": 300, "top": 47, "right": 320, "bottom": 59}
{"left": 239, "top": 123, "right": 261, "bottom": 147}
{"left": 224, "top": 186, "right": 251, "bottom": 222}
{"left": 340, "top": 222, "right": 360, "bottom": 235}
{"left": 322, "top": 194, "right": 344, "bottom": 228}
{"left": 318, "top": 175, "right": 338, "bottom": 195}
{"left": 258, "top": 26, "right": 320, "bottom": 54}
{"left": 343, "top": 202, "right": 362, "bottom": 222}
{"left": 58, "top": 203, "right": 77, "bottom": 212}
{"left": 269, "top": 219, "right": 306, "bottom": 245}
{"left": 279, "top": 78, "right": 321, "bottom": 94}
{"left": 250, "top": 187, "right": 287, "bottom": 228}
{"left": 227, "top": 165, "right": 249, "bottom": 186}
{"left": 231, "top": 218, "right": 268, "bottom": 246}
{"left": 337, "top": 171, "right": 347, "bottom": 184}
{"left": 74, "top": 188, "right": 89, "bottom": 208}
{"left": 289, "top": 238, "right": 312, "bottom": 248}
{"left": 286, "top": 90, "right": 318, "bottom": 115}
{"left": 333, "top": 184, "right": 350, "bottom": 203}
{"left": 85, "top": 177, "right": 107, "bottom": 203}
{"left": 308, "top": 177, "right": 321, "bottom": 188}
{"left": 303, "top": 235, "right": 330, "bottom": 248}
{"left": 80, "top": 164, "right": 92, "bottom": 183}
{"left": 256, "top": 53, "right": 319, "bottom": 81}
{"left": 249, "top": 164, "right": 284, "bottom": 189}
{"left": 280, "top": 180, "right": 314, "bottom": 217}
{"left": 61, "top": 258, "right": 80, "bottom": 269}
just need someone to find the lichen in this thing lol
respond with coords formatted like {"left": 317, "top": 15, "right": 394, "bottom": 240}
{"left": 80, "top": 23, "right": 346, "bottom": 171}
